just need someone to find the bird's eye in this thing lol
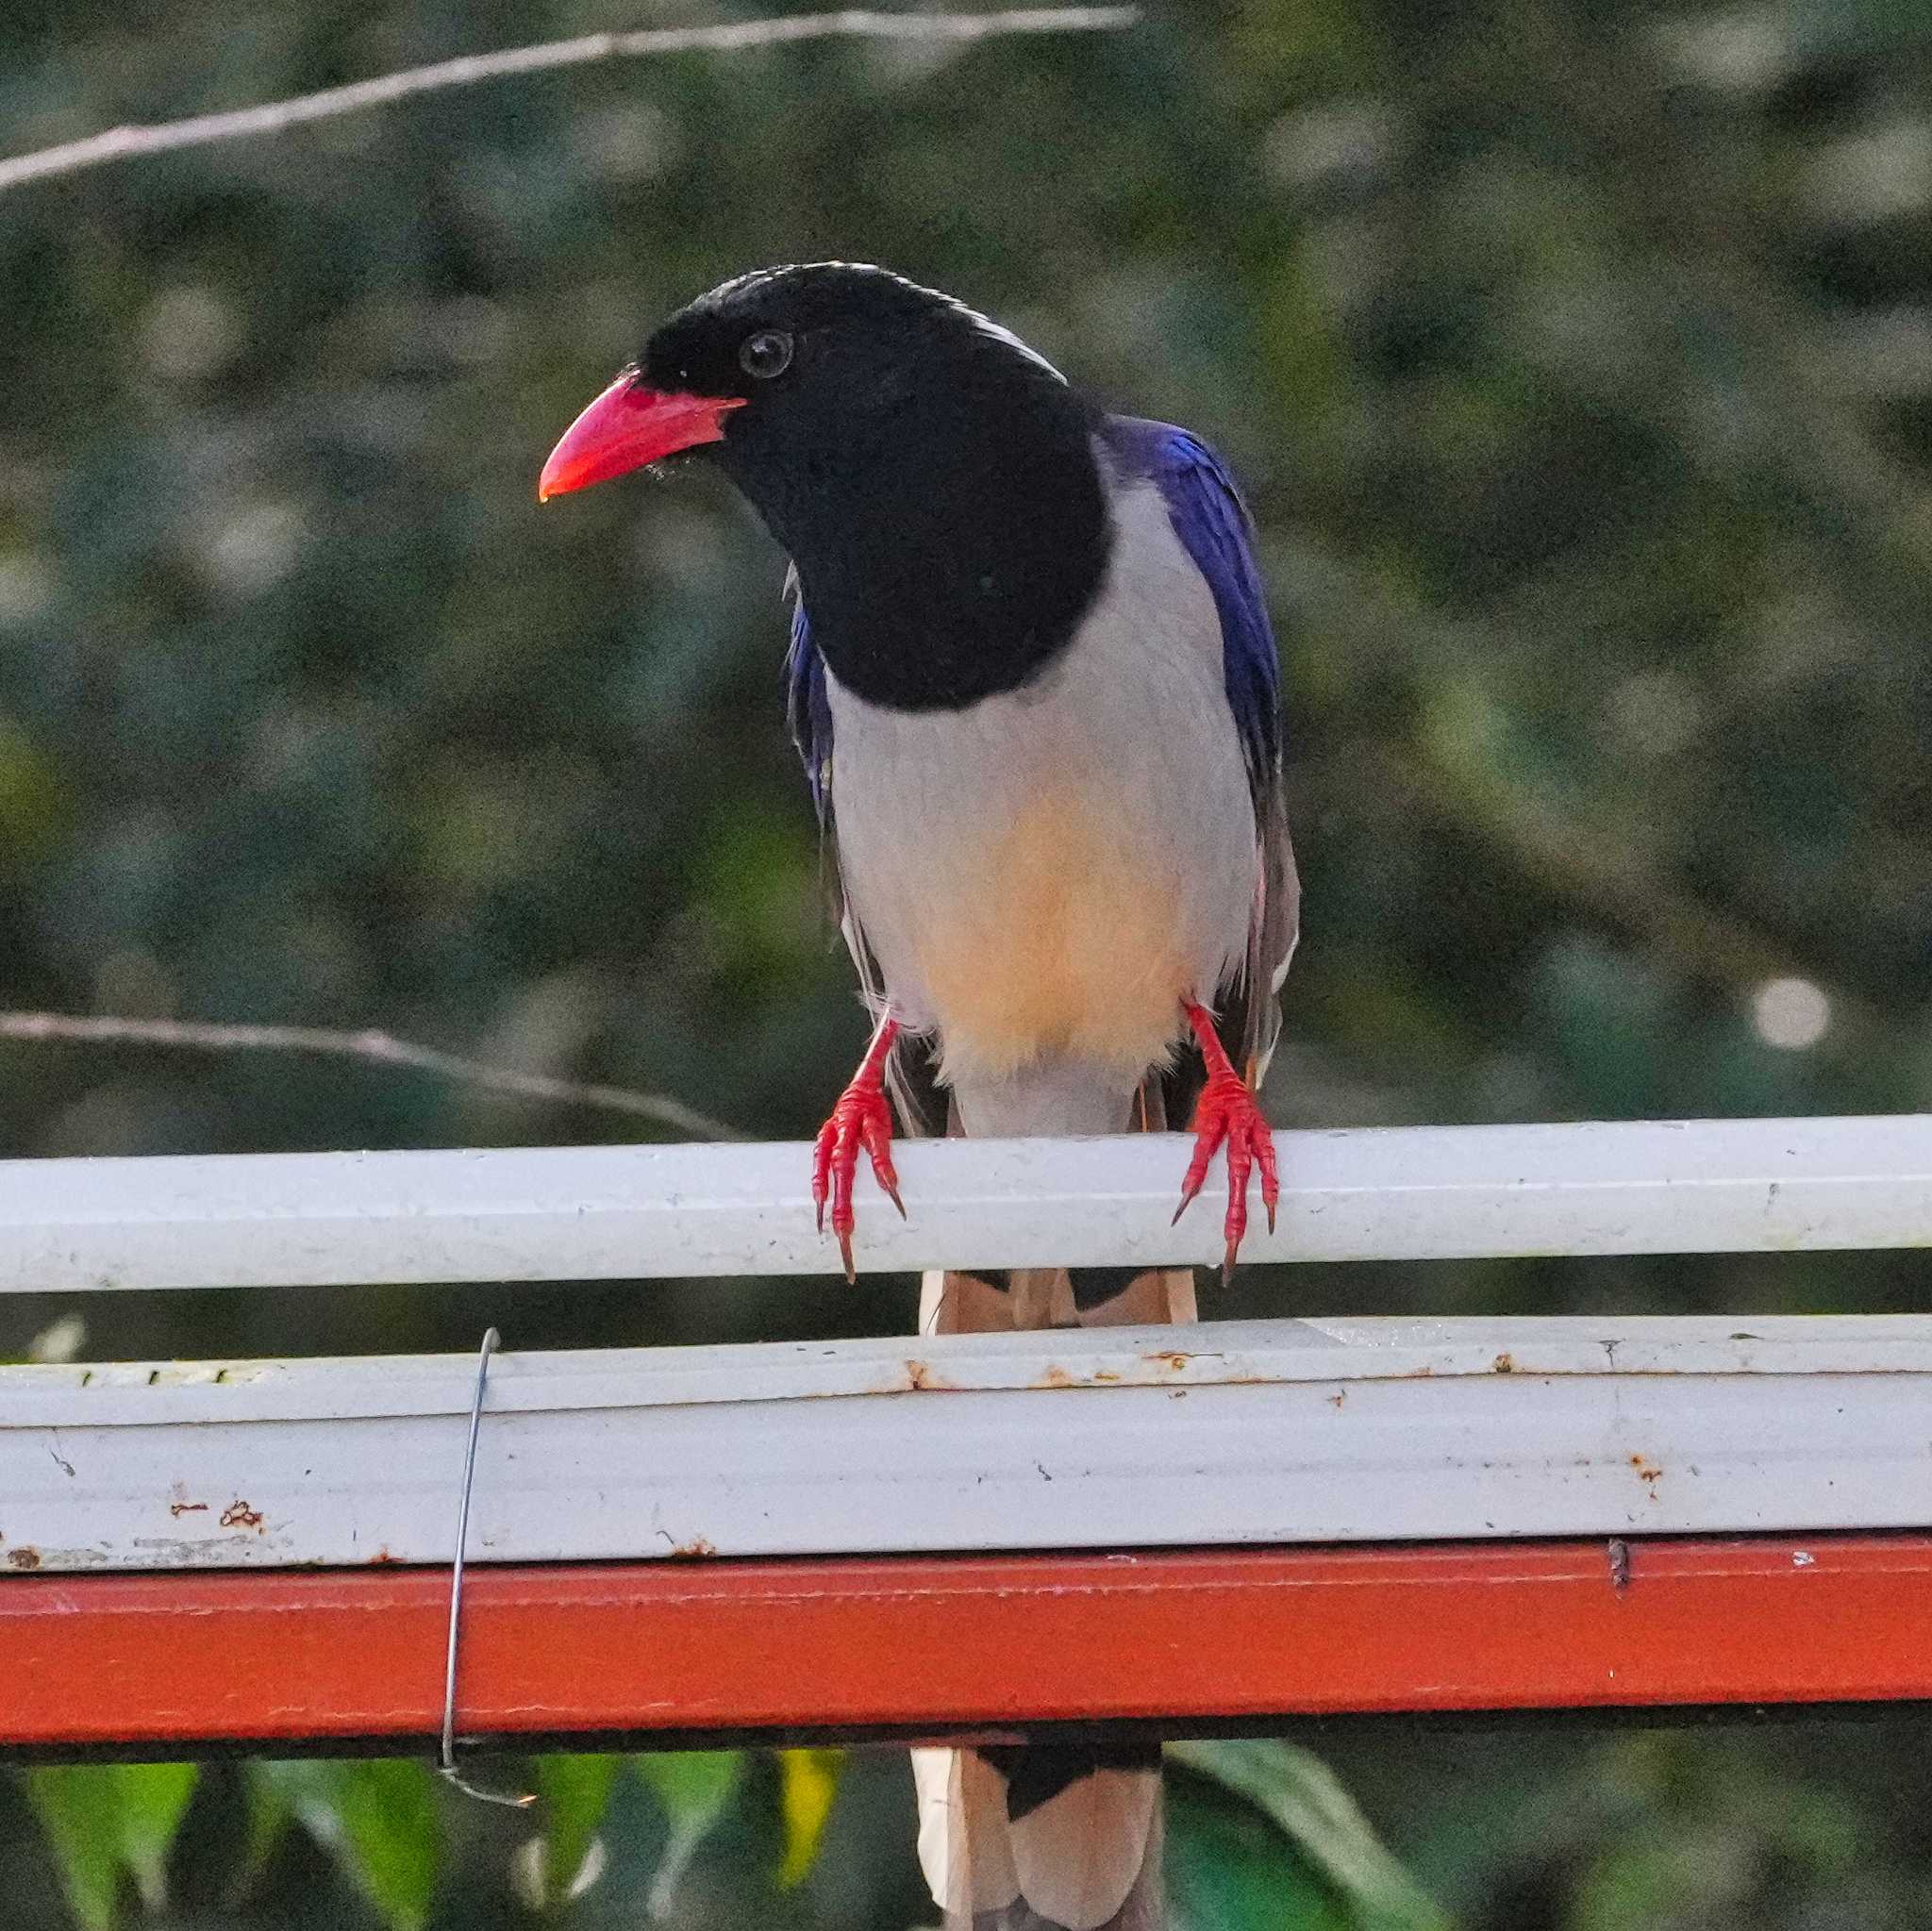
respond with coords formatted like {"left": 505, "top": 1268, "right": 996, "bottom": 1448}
{"left": 739, "top": 328, "right": 793, "bottom": 380}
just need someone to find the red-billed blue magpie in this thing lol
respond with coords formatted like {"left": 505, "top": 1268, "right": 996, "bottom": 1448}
{"left": 542, "top": 263, "right": 1296, "bottom": 1931}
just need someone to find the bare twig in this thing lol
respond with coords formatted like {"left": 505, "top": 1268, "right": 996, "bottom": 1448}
{"left": 0, "top": 7, "right": 1139, "bottom": 195}
{"left": 0, "top": 1011, "right": 744, "bottom": 1140}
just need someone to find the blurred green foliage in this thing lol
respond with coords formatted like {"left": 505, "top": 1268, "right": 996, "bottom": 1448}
{"left": 24, "top": 1764, "right": 200, "bottom": 1928}
{"left": 3, "top": 0, "right": 1932, "bottom": 1925}
{"left": 11, "top": 1746, "right": 1451, "bottom": 1929}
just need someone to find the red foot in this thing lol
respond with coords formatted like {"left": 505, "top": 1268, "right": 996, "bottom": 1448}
{"left": 811, "top": 1017, "right": 905, "bottom": 1281}
{"left": 1172, "top": 1000, "right": 1278, "bottom": 1282}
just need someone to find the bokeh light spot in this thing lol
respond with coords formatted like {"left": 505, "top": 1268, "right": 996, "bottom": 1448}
{"left": 1751, "top": 975, "right": 1831, "bottom": 1050}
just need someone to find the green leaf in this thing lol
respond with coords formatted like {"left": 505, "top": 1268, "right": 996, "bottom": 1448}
{"left": 25, "top": 1769, "right": 125, "bottom": 1931}
{"left": 111, "top": 1763, "right": 200, "bottom": 1912}
{"left": 774, "top": 1747, "right": 843, "bottom": 1890}
{"left": 1168, "top": 1771, "right": 1352, "bottom": 1931}
{"left": 1169, "top": 1741, "right": 1453, "bottom": 1931}
{"left": 262, "top": 1759, "right": 441, "bottom": 1931}
{"left": 634, "top": 1750, "right": 743, "bottom": 1920}
{"left": 24, "top": 1762, "right": 202, "bottom": 1929}
{"left": 534, "top": 1754, "right": 621, "bottom": 1910}
{"left": 228, "top": 1764, "right": 295, "bottom": 1907}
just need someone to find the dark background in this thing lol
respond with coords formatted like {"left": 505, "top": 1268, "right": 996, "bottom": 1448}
{"left": 2, "top": 2, "right": 1930, "bottom": 1925}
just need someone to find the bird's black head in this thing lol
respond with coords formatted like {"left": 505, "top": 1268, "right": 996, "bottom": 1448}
{"left": 541, "top": 263, "right": 1114, "bottom": 709}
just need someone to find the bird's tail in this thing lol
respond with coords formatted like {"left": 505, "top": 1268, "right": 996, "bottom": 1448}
{"left": 912, "top": 1740, "right": 1164, "bottom": 1930}
{"left": 912, "top": 1073, "right": 1186, "bottom": 1931}
{"left": 908, "top": 1250, "right": 1181, "bottom": 1928}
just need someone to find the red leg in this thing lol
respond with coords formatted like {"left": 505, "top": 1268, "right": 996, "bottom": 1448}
{"left": 811, "top": 1015, "right": 905, "bottom": 1282}
{"left": 1172, "top": 1000, "right": 1279, "bottom": 1282}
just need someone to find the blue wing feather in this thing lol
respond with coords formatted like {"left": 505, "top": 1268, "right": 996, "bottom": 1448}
{"left": 784, "top": 581, "right": 834, "bottom": 824}
{"left": 1104, "top": 417, "right": 1282, "bottom": 792}
{"left": 1104, "top": 415, "right": 1296, "bottom": 1089}
{"left": 785, "top": 574, "right": 939, "bottom": 1122}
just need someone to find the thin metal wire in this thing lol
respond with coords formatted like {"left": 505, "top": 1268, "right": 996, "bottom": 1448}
{"left": 439, "top": 1326, "right": 535, "bottom": 1807}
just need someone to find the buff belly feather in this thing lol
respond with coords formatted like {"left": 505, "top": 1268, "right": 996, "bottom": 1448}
{"left": 824, "top": 480, "right": 1257, "bottom": 1096}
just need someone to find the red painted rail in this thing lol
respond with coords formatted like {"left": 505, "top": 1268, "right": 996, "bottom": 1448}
{"left": 6, "top": 1535, "right": 1931, "bottom": 1753}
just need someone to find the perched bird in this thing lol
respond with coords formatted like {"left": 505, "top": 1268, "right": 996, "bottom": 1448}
{"left": 541, "top": 263, "right": 1295, "bottom": 1931}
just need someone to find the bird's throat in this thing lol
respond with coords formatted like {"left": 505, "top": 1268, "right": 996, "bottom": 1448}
{"left": 729, "top": 407, "right": 1116, "bottom": 711}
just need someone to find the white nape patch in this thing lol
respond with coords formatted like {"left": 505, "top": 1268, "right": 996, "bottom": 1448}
{"left": 911, "top": 271, "right": 1067, "bottom": 381}
{"left": 948, "top": 300, "right": 1067, "bottom": 381}
{"left": 708, "top": 260, "right": 1067, "bottom": 383}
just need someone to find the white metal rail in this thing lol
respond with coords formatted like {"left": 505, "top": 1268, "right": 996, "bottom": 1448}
{"left": 5, "top": 1316, "right": 1932, "bottom": 1573}
{"left": 0, "top": 1114, "right": 1927, "bottom": 1290}
{"left": 3, "top": 1116, "right": 1929, "bottom": 1581}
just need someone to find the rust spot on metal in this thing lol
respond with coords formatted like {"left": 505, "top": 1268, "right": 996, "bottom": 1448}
{"left": 8, "top": 1546, "right": 41, "bottom": 1570}
{"left": 168, "top": 1502, "right": 209, "bottom": 1518}
{"left": 1142, "top": 1350, "right": 1191, "bottom": 1373}
{"left": 903, "top": 1359, "right": 952, "bottom": 1391}
{"left": 1491, "top": 1352, "right": 1514, "bottom": 1373}
{"left": 220, "top": 1501, "right": 265, "bottom": 1532}
{"left": 1037, "top": 1365, "right": 1076, "bottom": 1389}
{"left": 668, "top": 1537, "right": 717, "bottom": 1559}
{"left": 1327, "top": 1390, "right": 1346, "bottom": 1408}
{"left": 1092, "top": 1370, "right": 1120, "bottom": 1382}
{"left": 1629, "top": 1455, "right": 1663, "bottom": 1499}
{"left": 368, "top": 1547, "right": 398, "bottom": 1565}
